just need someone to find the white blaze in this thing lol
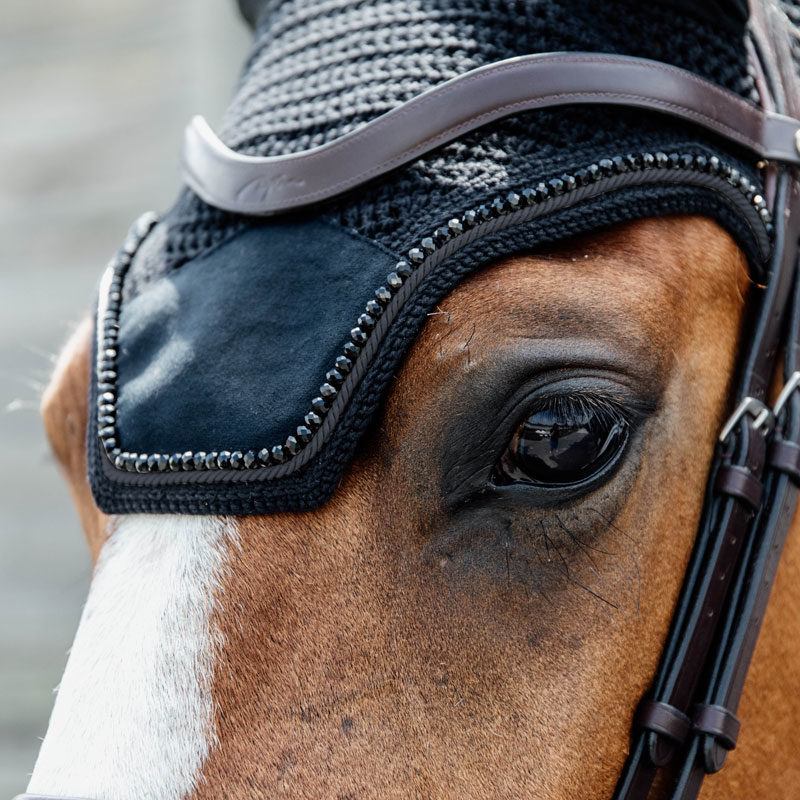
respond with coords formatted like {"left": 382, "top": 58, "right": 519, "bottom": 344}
{"left": 27, "top": 514, "right": 237, "bottom": 800}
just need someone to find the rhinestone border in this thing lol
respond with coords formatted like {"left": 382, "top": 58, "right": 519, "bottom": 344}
{"left": 97, "top": 151, "right": 773, "bottom": 475}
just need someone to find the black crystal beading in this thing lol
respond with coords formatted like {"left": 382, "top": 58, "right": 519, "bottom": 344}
{"left": 98, "top": 152, "right": 773, "bottom": 474}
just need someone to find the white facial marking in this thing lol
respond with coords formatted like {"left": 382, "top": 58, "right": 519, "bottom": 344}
{"left": 27, "top": 514, "right": 238, "bottom": 800}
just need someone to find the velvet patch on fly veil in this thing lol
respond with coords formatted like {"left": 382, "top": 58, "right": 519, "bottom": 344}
{"left": 88, "top": 0, "right": 783, "bottom": 514}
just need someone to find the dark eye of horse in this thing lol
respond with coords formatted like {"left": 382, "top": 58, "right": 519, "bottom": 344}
{"left": 494, "top": 397, "right": 629, "bottom": 487}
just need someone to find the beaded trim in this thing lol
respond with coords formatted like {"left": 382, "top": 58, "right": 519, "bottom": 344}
{"left": 97, "top": 151, "right": 773, "bottom": 477}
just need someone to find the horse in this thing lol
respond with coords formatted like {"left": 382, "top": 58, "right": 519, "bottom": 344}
{"left": 18, "top": 1, "right": 800, "bottom": 799}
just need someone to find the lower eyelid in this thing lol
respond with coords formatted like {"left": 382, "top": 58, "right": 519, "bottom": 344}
{"left": 429, "top": 464, "right": 639, "bottom": 588}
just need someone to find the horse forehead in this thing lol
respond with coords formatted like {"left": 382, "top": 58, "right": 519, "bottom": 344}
{"left": 409, "top": 217, "right": 747, "bottom": 355}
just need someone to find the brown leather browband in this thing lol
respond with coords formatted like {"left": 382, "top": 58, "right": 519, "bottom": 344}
{"left": 15, "top": 2, "right": 800, "bottom": 800}
{"left": 182, "top": 51, "right": 800, "bottom": 215}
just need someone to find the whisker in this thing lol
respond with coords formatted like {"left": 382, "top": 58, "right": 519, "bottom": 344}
{"left": 504, "top": 518, "right": 512, "bottom": 584}
{"left": 562, "top": 511, "right": 640, "bottom": 617}
{"left": 555, "top": 513, "right": 629, "bottom": 621}
{"left": 586, "top": 508, "right": 642, "bottom": 616}
{"left": 538, "top": 519, "right": 571, "bottom": 580}
{"left": 0, "top": 369, "right": 47, "bottom": 394}
{"left": 23, "top": 343, "right": 59, "bottom": 365}
{"left": 524, "top": 520, "right": 617, "bottom": 624}
{"left": 535, "top": 520, "right": 620, "bottom": 617}
{"left": 4, "top": 398, "right": 41, "bottom": 413}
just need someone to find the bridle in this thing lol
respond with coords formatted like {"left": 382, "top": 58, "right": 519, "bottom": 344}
{"left": 18, "top": 2, "right": 800, "bottom": 799}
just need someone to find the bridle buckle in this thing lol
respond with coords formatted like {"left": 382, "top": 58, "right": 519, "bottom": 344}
{"left": 718, "top": 370, "right": 800, "bottom": 444}
{"left": 718, "top": 397, "right": 774, "bottom": 444}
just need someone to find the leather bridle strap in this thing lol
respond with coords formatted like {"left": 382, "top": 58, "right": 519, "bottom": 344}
{"left": 612, "top": 170, "right": 800, "bottom": 800}
{"left": 671, "top": 266, "right": 800, "bottom": 797}
{"left": 181, "top": 51, "right": 800, "bottom": 216}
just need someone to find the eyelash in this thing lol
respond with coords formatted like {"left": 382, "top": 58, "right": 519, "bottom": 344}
{"left": 523, "top": 391, "right": 629, "bottom": 426}
{"left": 517, "top": 388, "right": 649, "bottom": 433}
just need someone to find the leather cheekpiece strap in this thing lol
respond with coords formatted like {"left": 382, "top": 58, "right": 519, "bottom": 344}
{"left": 691, "top": 704, "right": 741, "bottom": 752}
{"left": 768, "top": 438, "right": 800, "bottom": 483}
{"left": 714, "top": 464, "right": 764, "bottom": 510}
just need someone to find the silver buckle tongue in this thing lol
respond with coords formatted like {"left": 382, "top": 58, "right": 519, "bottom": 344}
{"left": 718, "top": 397, "right": 774, "bottom": 444}
{"left": 771, "top": 370, "right": 800, "bottom": 420}
{"left": 718, "top": 370, "right": 800, "bottom": 444}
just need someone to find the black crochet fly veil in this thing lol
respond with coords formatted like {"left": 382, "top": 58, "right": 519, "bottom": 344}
{"left": 131, "top": 0, "right": 757, "bottom": 286}
{"left": 90, "top": 0, "right": 781, "bottom": 515}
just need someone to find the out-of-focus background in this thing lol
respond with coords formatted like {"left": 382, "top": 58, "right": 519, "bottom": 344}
{"left": 0, "top": 2, "right": 250, "bottom": 792}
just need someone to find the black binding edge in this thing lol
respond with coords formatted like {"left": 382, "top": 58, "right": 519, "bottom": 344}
{"left": 95, "top": 152, "right": 773, "bottom": 484}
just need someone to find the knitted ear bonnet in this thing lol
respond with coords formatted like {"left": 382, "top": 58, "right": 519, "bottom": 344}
{"left": 88, "top": 0, "right": 788, "bottom": 515}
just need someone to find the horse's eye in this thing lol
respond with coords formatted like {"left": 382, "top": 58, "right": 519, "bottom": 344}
{"left": 494, "top": 397, "right": 629, "bottom": 487}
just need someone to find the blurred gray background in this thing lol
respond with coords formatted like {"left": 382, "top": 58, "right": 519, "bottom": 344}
{"left": 0, "top": 2, "right": 250, "bottom": 793}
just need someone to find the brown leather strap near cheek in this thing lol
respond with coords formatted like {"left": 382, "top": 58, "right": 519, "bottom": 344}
{"left": 714, "top": 464, "right": 765, "bottom": 509}
{"left": 769, "top": 438, "right": 800, "bottom": 483}
{"left": 614, "top": 157, "right": 800, "bottom": 798}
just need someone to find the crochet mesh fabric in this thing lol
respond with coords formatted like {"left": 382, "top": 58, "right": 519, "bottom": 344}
{"left": 220, "top": 0, "right": 755, "bottom": 154}
{"left": 781, "top": 0, "right": 800, "bottom": 80}
{"left": 126, "top": 0, "right": 764, "bottom": 298}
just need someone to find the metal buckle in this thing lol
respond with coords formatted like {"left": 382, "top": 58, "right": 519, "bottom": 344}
{"left": 718, "top": 370, "right": 800, "bottom": 444}
{"left": 771, "top": 370, "right": 800, "bottom": 420}
{"left": 718, "top": 397, "right": 774, "bottom": 444}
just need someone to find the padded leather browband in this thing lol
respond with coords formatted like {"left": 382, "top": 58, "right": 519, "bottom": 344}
{"left": 182, "top": 51, "right": 800, "bottom": 215}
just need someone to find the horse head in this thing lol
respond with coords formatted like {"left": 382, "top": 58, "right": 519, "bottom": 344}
{"left": 21, "top": 1, "right": 800, "bottom": 798}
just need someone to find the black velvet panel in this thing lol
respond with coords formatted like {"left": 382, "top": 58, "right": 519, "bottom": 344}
{"left": 115, "top": 219, "right": 398, "bottom": 455}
